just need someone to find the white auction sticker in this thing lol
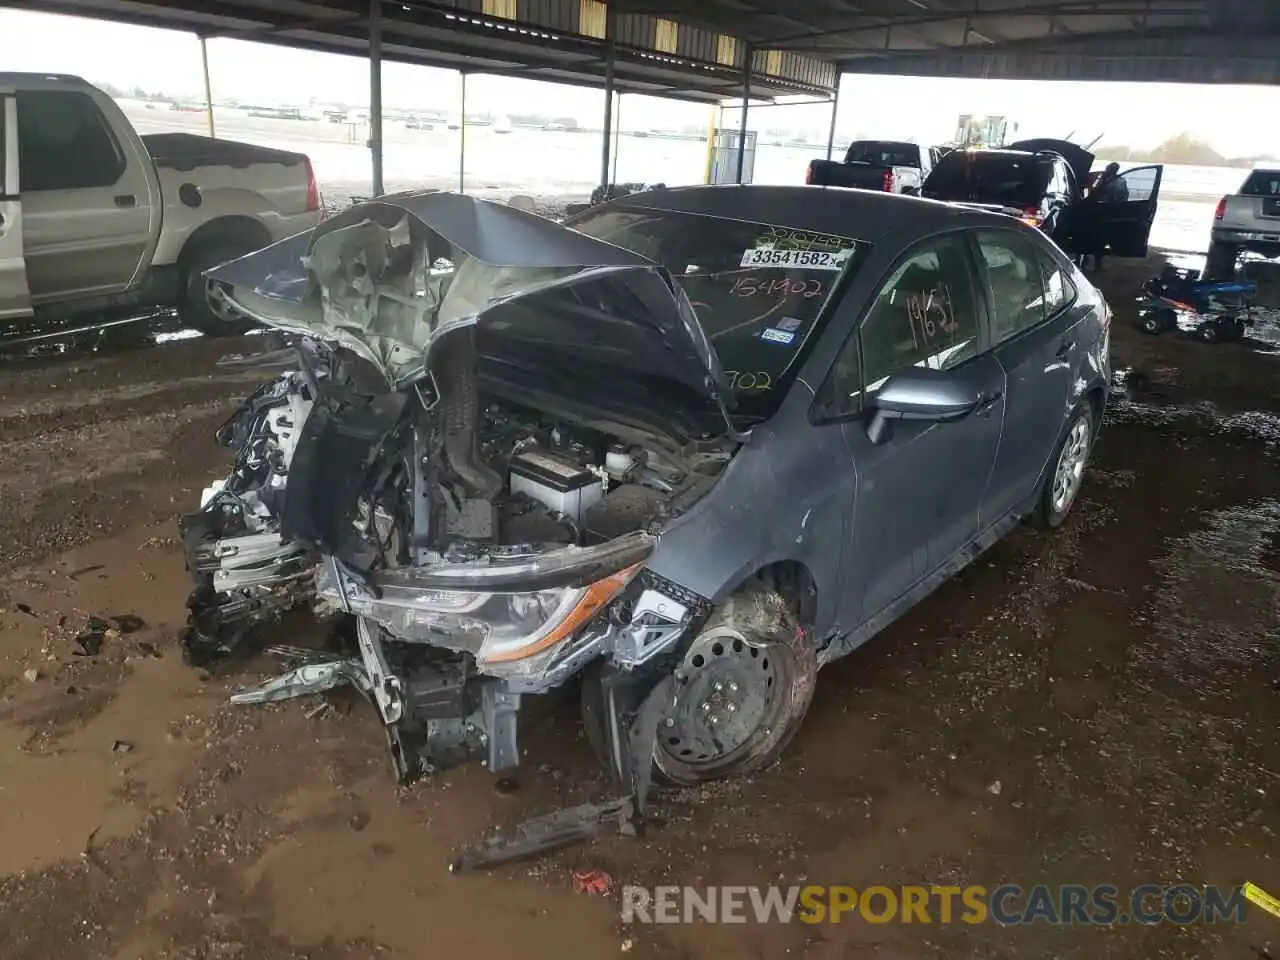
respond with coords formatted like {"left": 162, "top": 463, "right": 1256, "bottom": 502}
{"left": 739, "top": 247, "right": 852, "bottom": 271}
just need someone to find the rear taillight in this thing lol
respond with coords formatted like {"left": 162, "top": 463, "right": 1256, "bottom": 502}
{"left": 304, "top": 159, "right": 321, "bottom": 212}
{"left": 805, "top": 162, "right": 815, "bottom": 185}
{"left": 1214, "top": 195, "right": 1227, "bottom": 220}
{"left": 1022, "top": 206, "right": 1043, "bottom": 224}
{"left": 882, "top": 169, "right": 894, "bottom": 192}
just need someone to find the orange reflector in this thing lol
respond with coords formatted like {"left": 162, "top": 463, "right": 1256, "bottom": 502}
{"left": 484, "top": 565, "right": 641, "bottom": 664}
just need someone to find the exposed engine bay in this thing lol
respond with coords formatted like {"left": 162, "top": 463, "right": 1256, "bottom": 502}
{"left": 180, "top": 329, "right": 726, "bottom": 785}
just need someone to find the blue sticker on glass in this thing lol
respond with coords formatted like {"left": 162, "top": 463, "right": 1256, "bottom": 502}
{"left": 760, "top": 327, "right": 796, "bottom": 345}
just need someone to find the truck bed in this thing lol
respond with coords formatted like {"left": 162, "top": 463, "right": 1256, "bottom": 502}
{"left": 141, "top": 133, "right": 309, "bottom": 172}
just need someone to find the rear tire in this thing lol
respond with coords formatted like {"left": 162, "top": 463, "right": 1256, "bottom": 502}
{"left": 1138, "top": 310, "right": 1171, "bottom": 335}
{"left": 181, "top": 240, "right": 258, "bottom": 337}
{"left": 1196, "top": 321, "right": 1223, "bottom": 343}
{"left": 1031, "top": 403, "right": 1095, "bottom": 529}
{"left": 1203, "top": 241, "right": 1240, "bottom": 281}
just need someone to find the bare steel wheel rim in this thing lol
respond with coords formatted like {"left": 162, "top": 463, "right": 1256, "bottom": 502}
{"left": 655, "top": 626, "right": 793, "bottom": 782}
{"left": 1051, "top": 416, "right": 1091, "bottom": 515}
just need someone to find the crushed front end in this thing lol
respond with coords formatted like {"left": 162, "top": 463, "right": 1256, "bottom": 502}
{"left": 181, "top": 193, "right": 733, "bottom": 792}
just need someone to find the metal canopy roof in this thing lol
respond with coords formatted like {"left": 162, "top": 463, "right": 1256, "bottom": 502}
{"left": 609, "top": 0, "right": 1280, "bottom": 86}
{"left": 0, "top": 0, "right": 836, "bottom": 102}
{"left": 7, "top": 0, "right": 1272, "bottom": 92}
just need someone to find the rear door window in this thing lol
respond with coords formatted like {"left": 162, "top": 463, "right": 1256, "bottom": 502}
{"left": 845, "top": 142, "right": 920, "bottom": 167}
{"left": 975, "top": 230, "right": 1046, "bottom": 344}
{"left": 15, "top": 90, "right": 126, "bottom": 192}
{"left": 925, "top": 153, "right": 1051, "bottom": 206}
{"left": 1037, "top": 248, "right": 1076, "bottom": 316}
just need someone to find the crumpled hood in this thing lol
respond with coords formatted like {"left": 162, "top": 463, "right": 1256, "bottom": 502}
{"left": 206, "top": 191, "right": 733, "bottom": 405}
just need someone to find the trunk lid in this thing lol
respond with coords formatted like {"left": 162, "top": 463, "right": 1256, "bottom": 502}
{"left": 206, "top": 192, "right": 735, "bottom": 407}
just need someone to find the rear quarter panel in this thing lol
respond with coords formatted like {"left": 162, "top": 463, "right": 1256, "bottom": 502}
{"left": 152, "top": 163, "right": 321, "bottom": 266}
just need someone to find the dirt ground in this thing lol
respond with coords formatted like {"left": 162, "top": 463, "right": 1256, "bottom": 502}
{"left": 0, "top": 252, "right": 1277, "bottom": 960}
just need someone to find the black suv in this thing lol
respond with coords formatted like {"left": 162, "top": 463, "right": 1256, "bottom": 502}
{"left": 921, "top": 138, "right": 1163, "bottom": 261}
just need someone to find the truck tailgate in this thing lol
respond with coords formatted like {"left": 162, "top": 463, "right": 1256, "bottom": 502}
{"left": 1220, "top": 194, "right": 1280, "bottom": 230}
{"left": 807, "top": 159, "right": 892, "bottom": 190}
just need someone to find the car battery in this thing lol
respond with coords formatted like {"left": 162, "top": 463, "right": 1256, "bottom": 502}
{"left": 509, "top": 448, "right": 603, "bottom": 523}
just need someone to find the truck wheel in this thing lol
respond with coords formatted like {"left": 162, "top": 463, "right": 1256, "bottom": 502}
{"left": 182, "top": 241, "right": 257, "bottom": 337}
{"left": 1202, "top": 242, "right": 1240, "bottom": 281}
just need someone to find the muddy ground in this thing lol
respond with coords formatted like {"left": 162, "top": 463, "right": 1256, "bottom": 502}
{"left": 0, "top": 253, "right": 1277, "bottom": 960}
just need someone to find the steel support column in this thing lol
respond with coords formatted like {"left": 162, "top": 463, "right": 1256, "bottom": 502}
{"left": 600, "top": 42, "right": 615, "bottom": 187}
{"left": 611, "top": 92, "right": 621, "bottom": 183}
{"left": 736, "top": 43, "right": 752, "bottom": 184}
{"left": 369, "top": 0, "right": 384, "bottom": 197}
{"left": 199, "top": 35, "right": 215, "bottom": 138}
{"left": 825, "top": 75, "right": 841, "bottom": 161}
{"left": 459, "top": 72, "right": 467, "bottom": 194}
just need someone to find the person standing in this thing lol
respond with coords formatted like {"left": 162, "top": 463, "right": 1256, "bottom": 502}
{"left": 1081, "top": 163, "right": 1126, "bottom": 271}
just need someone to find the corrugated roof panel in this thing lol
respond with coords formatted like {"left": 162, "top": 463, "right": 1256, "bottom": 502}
{"left": 515, "top": 0, "right": 577, "bottom": 32}
{"left": 577, "top": 0, "right": 606, "bottom": 39}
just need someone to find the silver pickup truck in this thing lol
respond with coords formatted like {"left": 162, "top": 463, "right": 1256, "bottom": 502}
{"left": 0, "top": 74, "right": 324, "bottom": 339}
{"left": 1206, "top": 168, "right": 1280, "bottom": 279}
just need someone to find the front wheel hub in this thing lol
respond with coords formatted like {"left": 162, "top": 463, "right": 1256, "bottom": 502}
{"left": 656, "top": 626, "right": 785, "bottom": 774}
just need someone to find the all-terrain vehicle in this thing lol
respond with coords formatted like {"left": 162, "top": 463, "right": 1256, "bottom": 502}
{"left": 1137, "top": 266, "right": 1256, "bottom": 343}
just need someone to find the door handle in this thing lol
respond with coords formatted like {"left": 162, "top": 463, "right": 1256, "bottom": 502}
{"left": 1054, "top": 340, "right": 1077, "bottom": 360}
{"left": 114, "top": 194, "right": 136, "bottom": 208}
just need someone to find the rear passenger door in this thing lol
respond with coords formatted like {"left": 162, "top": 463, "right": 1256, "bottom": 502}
{"left": 16, "top": 88, "right": 153, "bottom": 302}
{"left": 974, "top": 229, "right": 1080, "bottom": 524}
{"left": 0, "top": 93, "right": 32, "bottom": 321}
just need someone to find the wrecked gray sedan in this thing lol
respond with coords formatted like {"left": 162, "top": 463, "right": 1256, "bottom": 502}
{"left": 179, "top": 186, "right": 1110, "bottom": 808}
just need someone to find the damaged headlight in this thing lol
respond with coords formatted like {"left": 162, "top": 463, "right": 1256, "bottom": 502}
{"left": 317, "top": 532, "right": 655, "bottom": 673}
{"left": 349, "top": 570, "right": 636, "bottom": 668}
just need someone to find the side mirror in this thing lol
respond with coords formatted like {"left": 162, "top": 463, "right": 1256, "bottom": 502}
{"left": 866, "top": 367, "right": 981, "bottom": 443}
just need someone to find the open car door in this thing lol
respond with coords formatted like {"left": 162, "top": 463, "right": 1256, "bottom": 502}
{"left": 0, "top": 93, "right": 32, "bottom": 323}
{"left": 1063, "top": 164, "right": 1164, "bottom": 258}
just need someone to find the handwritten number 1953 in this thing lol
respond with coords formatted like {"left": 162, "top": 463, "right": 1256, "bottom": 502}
{"left": 905, "top": 284, "right": 959, "bottom": 349}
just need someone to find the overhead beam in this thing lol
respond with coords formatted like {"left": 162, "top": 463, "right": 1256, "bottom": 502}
{"left": 759, "top": 0, "right": 1209, "bottom": 48}
{"left": 202, "top": 11, "right": 363, "bottom": 41}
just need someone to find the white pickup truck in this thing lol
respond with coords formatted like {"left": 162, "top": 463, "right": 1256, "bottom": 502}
{"left": 1206, "top": 168, "right": 1280, "bottom": 279}
{"left": 0, "top": 74, "right": 324, "bottom": 339}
